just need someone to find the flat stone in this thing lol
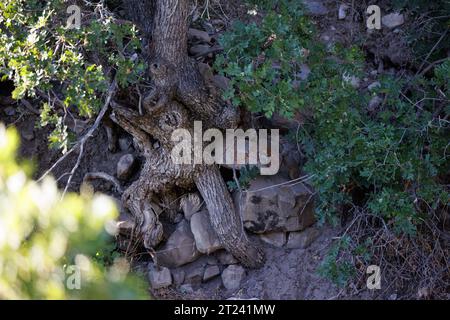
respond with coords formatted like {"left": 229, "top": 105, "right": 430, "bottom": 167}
{"left": 382, "top": 13, "right": 404, "bottom": 29}
{"left": 118, "top": 136, "right": 133, "bottom": 151}
{"left": 286, "top": 227, "right": 320, "bottom": 249}
{"left": 236, "top": 175, "right": 316, "bottom": 234}
{"left": 203, "top": 265, "right": 221, "bottom": 282}
{"left": 222, "top": 265, "right": 246, "bottom": 291}
{"left": 188, "top": 28, "right": 211, "bottom": 43}
{"left": 190, "top": 210, "right": 222, "bottom": 254}
{"left": 116, "top": 154, "right": 136, "bottom": 180}
{"left": 212, "top": 75, "right": 230, "bottom": 91}
{"left": 155, "top": 220, "right": 201, "bottom": 268}
{"left": 185, "top": 266, "right": 204, "bottom": 285}
{"left": 260, "top": 232, "right": 286, "bottom": 247}
{"left": 171, "top": 269, "right": 185, "bottom": 286}
{"left": 148, "top": 265, "right": 172, "bottom": 289}
{"left": 179, "top": 284, "right": 194, "bottom": 294}
{"left": 338, "top": 4, "right": 349, "bottom": 20}
{"left": 189, "top": 44, "right": 211, "bottom": 57}
{"left": 368, "top": 95, "right": 383, "bottom": 111}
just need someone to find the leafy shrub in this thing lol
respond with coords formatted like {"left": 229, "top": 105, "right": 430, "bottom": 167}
{"left": 0, "top": 124, "right": 147, "bottom": 299}
{"left": 216, "top": 0, "right": 449, "bottom": 286}
{"left": 0, "top": 0, "right": 146, "bottom": 152}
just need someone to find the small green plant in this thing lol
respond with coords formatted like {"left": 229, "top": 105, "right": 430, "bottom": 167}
{"left": 317, "top": 236, "right": 355, "bottom": 287}
{"left": 0, "top": 0, "right": 146, "bottom": 152}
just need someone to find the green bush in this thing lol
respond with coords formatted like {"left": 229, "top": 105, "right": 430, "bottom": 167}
{"left": 0, "top": 0, "right": 146, "bottom": 152}
{"left": 0, "top": 124, "right": 148, "bottom": 299}
{"left": 215, "top": 0, "right": 449, "bottom": 285}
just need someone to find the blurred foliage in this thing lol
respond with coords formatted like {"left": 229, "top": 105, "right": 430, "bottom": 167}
{"left": 216, "top": 0, "right": 449, "bottom": 286}
{"left": 0, "top": 124, "right": 148, "bottom": 299}
{"left": 0, "top": 0, "right": 146, "bottom": 152}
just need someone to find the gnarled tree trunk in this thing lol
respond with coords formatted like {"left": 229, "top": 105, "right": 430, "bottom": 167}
{"left": 114, "top": 0, "right": 264, "bottom": 268}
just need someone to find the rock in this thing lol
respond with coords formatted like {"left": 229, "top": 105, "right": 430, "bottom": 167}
{"left": 303, "top": 1, "right": 329, "bottom": 16}
{"left": 198, "top": 62, "right": 212, "bottom": 78}
{"left": 338, "top": 4, "right": 349, "bottom": 20}
{"left": 260, "top": 232, "right": 286, "bottom": 247}
{"left": 368, "top": 81, "right": 381, "bottom": 91}
{"left": 236, "top": 175, "right": 316, "bottom": 234}
{"left": 217, "top": 251, "right": 238, "bottom": 265}
{"left": 188, "top": 28, "right": 211, "bottom": 43}
{"left": 118, "top": 136, "right": 133, "bottom": 151}
{"left": 222, "top": 265, "right": 246, "bottom": 291}
{"left": 21, "top": 127, "right": 35, "bottom": 141}
{"left": 116, "top": 154, "right": 136, "bottom": 180}
{"left": 368, "top": 95, "right": 383, "bottom": 111}
{"left": 180, "top": 193, "right": 203, "bottom": 221}
{"left": 185, "top": 266, "right": 204, "bottom": 285}
{"left": 212, "top": 75, "right": 230, "bottom": 91}
{"left": 190, "top": 210, "right": 222, "bottom": 254}
{"left": 350, "top": 77, "right": 360, "bottom": 88}
{"left": 148, "top": 265, "right": 172, "bottom": 289}
{"left": 155, "top": 221, "right": 201, "bottom": 268}
{"left": 4, "top": 106, "right": 16, "bottom": 116}
{"left": 189, "top": 44, "right": 211, "bottom": 57}
{"left": 171, "top": 269, "right": 185, "bottom": 286}
{"left": 179, "top": 284, "right": 194, "bottom": 294}
{"left": 203, "top": 265, "right": 221, "bottom": 282}
{"left": 382, "top": 13, "right": 404, "bottom": 29}
{"left": 342, "top": 73, "right": 360, "bottom": 88}
{"left": 321, "top": 35, "right": 331, "bottom": 42}
{"left": 286, "top": 227, "right": 320, "bottom": 249}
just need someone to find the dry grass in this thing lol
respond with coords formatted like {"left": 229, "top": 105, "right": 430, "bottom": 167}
{"left": 339, "top": 207, "right": 449, "bottom": 299}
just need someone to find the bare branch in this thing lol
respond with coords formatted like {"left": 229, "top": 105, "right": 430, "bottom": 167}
{"left": 38, "top": 80, "right": 117, "bottom": 193}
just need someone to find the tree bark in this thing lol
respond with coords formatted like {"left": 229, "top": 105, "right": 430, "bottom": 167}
{"left": 115, "top": 0, "right": 264, "bottom": 268}
{"left": 122, "top": 0, "right": 155, "bottom": 41}
{"left": 195, "top": 166, "right": 265, "bottom": 267}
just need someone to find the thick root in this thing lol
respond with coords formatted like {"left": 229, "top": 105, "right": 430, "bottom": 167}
{"left": 195, "top": 166, "right": 265, "bottom": 268}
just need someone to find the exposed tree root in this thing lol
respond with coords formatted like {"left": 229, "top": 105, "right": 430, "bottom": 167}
{"left": 108, "top": 0, "right": 265, "bottom": 267}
